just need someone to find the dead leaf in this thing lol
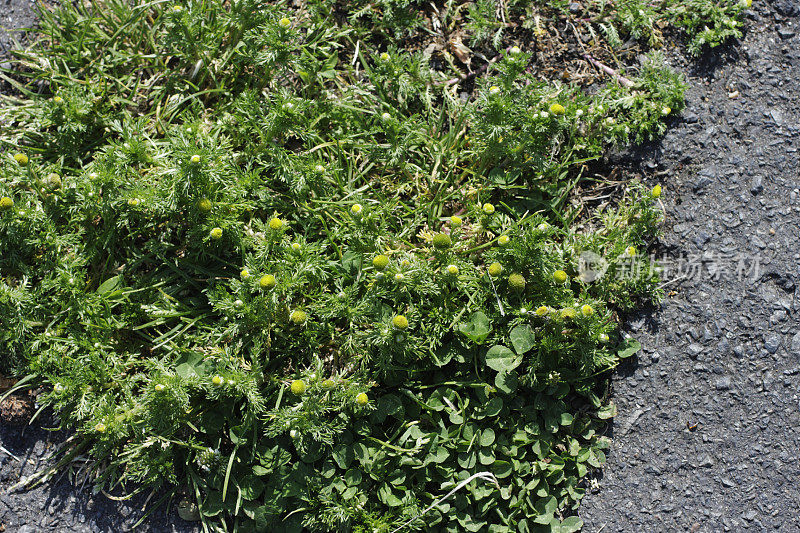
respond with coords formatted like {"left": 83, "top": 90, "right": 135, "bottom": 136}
{"left": 422, "top": 42, "right": 440, "bottom": 61}
{"left": 448, "top": 35, "right": 472, "bottom": 70}
{"left": 0, "top": 375, "right": 18, "bottom": 392}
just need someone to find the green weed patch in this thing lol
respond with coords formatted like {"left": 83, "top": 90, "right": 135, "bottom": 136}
{"left": 0, "top": 0, "right": 745, "bottom": 531}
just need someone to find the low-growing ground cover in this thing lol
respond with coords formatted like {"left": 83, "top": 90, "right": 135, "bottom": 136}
{"left": 0, "top": 1, "right": 747, "bottom": 531}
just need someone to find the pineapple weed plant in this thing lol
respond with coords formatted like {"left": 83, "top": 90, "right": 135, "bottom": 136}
{"left": 0, "top": 0, "right": 747, "bottom": 531}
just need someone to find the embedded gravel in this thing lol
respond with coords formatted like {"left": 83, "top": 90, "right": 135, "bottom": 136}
{"left": 0, "top": 415, "right": 198, "bottom": 532}
{"left": 2, "top": 1, "right": 800, "bottom": 532}
{"left": 0, "top": 0, "right": 35, "bottom": 61}
{"left": 579, "top": 1, "right": 800, "bottom": 531}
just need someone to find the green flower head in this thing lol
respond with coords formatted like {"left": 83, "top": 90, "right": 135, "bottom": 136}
{"left": 197, "top": 198, "right": 212, "bottom": 213}
{"left": 290, "top": 309, "right": 307, "bottom": 325}
{"left": 553, "top": 270, "right": 568, "bottom": 284}
{"left": 432, "top": 233, "right": 452, "bottom": 250}
{"left": 46, "top": 173, "right": 62, "bottom": 190}
{"left": 372, "top": 254, "right": 390, "bottom": 270}
{"left": 259, "top": 274, "right": 276, "bottom": 289}
{"left": 209, "top": 227, "right": 223, "bottom": 240}
{"left": 392, "top": 315, "right": 409, "bottom": 330}
{"left": 269, "top": 217, "right": 285, "bottom": 231}
{"left": 488, "top": 262, "right": 503, "bottom": 277}
{"left": 13, "top": 153, "right": 28, "bottom": 166}
{"left": 651, "top": 184, "right": 662, "bottom": 199}
{"left": 508, "top": 273, "right": 526, "bottom": 292}
{"left": 558, "top": 308, "right": 577, "bottom": 320}
{"left": 355, "top": 392, "right": 369, "bottom": 405}
{"left": 290, "top": 379, "right": 306, "bottom": 395}
{"left": 0, "top": 197, "right": 14, "bottom": 210}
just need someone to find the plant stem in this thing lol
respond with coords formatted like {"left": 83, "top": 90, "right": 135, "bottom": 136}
{"left": 582, "top": 54, "right": 635, "bottom": 87}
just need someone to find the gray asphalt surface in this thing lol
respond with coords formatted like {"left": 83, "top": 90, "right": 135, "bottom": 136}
{"left": 0, "top": 0, "right": 36, "bottom": 59}
{"left": 579, "top": 2, "right": 800, "bottom": 531}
